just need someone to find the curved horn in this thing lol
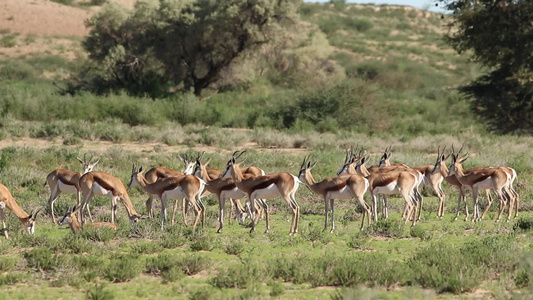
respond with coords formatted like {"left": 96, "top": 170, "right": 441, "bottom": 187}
{"left": 235, "top": 151, "right": 246, "bottom": 161}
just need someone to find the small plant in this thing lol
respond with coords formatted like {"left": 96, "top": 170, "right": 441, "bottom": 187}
{"left": 23, "top": 248, "right": 64, "bottom": 271}
{"left": 103, "top": 255, "right": 141, "bottom": 283}
{"left": 362, "top": 218, "right": 406, "bottom": 238}
{"left": 80, "top": 226, "right": 117, "bottom": 242}
{"left": 189, "top": 287, "right": 213, "bottom": 300}
{"left": 180, "top": 254, "right": 210, "bottom": 276}
{"left": 86, "top": 283, "right": 114, "bottom": 300}
{"left": 0, "top": 274, "right": 22, "bottom": 286}
{"left": 189, "top": 235, "right": 214, "bottom": 252}
{"left": 0, "top": 257, "right": 17, "bottom": 271}
{"left": 514, "top": 216, "right": 533, "bottom": 231}
{"left": 145, "top": 253, "right": 184, "bottom": 283}
{"left": 410, "top": 226, "right": 431, "bottom": 241}
{"left": 131, "top": 240, "right": 163, "bottom": 254}
{"left": 347, "top": 234, "right": 371, "bottom": 250}
{"left": 224, "top": 242, "right": 245, "bottom": 256}
{"left": 269, "top": 281, "right": 285, "bottom": 297}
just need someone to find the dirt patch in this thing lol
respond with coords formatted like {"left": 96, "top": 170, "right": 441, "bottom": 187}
{"left": 0, "top": 137, "right": 308, "bottom": 155}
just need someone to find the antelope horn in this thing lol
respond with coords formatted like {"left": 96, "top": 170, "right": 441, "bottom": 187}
{"left": 235, "top": 151, "right": 246, "bottom": 161}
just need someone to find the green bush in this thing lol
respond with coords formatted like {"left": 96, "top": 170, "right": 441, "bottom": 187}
{"left": 224, "top": 242, "right": 245, "bottom": 256}
{"left": 410, "top": 226, "right": 431, "bottom": 241}
{"left": 0, "top": 257, "right": 17, "bottom": 271}
{"left": 145, "top": 253, "right": 184, "bottom": 283}
{"left": 86, "top": 283, "right": 114, "bottom": 300}
{"left": 24, "top": 248, "right": 65, "bottom": 271}
{"left": 269, "top": 281, "right": 285, "bottom": 297}
{"left": 362, "top": 218, "right": 406, "bottom": 238}
{"left": 188, "top": 287, "right": 213, "bottom": 300}
{"left": 131, "top": 240, "right": 163, "bottom": 254}
{"left": 514, "top": 217, "right": 533, "bottom": 231}
{"left": 0, "top": 274, "right": 22, "bottom": 286}
{"left": 79, "top": 226, "right": 117, "bottom": 242}
{"left": 189, "top": 235, "right": 215, "bottom": 252}
{"left": 180, "top": 254, "right": 210, "bottom": 276}
{"left": 103, "top": 255, "right": 142, "bottom": 283}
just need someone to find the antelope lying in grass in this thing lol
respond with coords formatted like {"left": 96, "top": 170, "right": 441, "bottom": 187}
{"left": 59, "top": 205, "right": 117, "bottom": 234}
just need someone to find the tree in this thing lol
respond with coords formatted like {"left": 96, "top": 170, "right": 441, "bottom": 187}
{"left": 438, "top": 0, "right": 533, "bottom": 133}
{"left": 82, "top": 0, "right": 301, "bottom": 97}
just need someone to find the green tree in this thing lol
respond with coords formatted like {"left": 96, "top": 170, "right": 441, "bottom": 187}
{"left": 82, "top": 0, "right": 301, "bottom": 97}
{"left": 438, "top": 0, "right": 533, "bottom": 133}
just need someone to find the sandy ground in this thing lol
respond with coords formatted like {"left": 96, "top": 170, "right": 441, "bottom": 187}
{"left": 0, "top": 0, "right": 136, "bottom": 36}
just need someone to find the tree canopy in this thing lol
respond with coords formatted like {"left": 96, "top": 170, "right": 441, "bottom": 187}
{"left": 82, "top": 0, "right": 302, "bottom": 97}
{"left": 438, "top": 0, "right": 533, "bottom": 133}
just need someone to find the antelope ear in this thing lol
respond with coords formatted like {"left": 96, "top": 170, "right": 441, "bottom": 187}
{"left": 139, "top": 166, "right": 143, "bottom": 173}
{"left": 71, "top": 205, "right": 77, "bottom": 213}
{"left": 140, "top": 215, "right": 150, "bottom": 219}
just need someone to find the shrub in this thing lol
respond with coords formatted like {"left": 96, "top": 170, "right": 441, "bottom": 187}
{"left": 79, "top": 226, "right": 117, "bottom": 242}
{"left": 408, "top": 242, "right": 484, "bottom": 293}
{"left": 514, "top": 217, "right": 533, "bottom": 231}
{"left": 161, "top": 225, "right": 187, "bottom": 249}
{"left": 180, "top": 254, "right": 210, "bottom": 276}
{"left": 347, "top": 234, "right": 371, "bottom": 250}
{"left": 24, "top": 248, "right": 65, "bottom": 271}
{"left": 0, "top": 257, "right": 17, "bottom": 271}
{"left": 145, "top": 253, "right": 184, "bottom": 283}
{"left": 410, "top": 226, "right": 431, "bottom": 241}
{"left": 63, "top": 235, "right": 93, "bottom": 254}
{"left": 362, "top": 218, "right": 406, "bottom": 238}
{"left": 224, "top": 242, "right": 245, "bottom": 256}
{"left": 189, "top": 235, "right": 215, "bottom": 252}
{"left": 189, "top": 287, "right": 213, "bottom": 300}
{"left": 0, "top": 274, "right": 22, "bottom": 286}
{"left": 86, "top": 283, "right": 114, "bottom": 300}
{"left": 103, "top": 255, "right": 142, "bottom": 283}
{"left": 269, "top": 281, "right": 285, "bottom": 297}
{"left": 131, "top": 240, "right": 163, "bottom": 254}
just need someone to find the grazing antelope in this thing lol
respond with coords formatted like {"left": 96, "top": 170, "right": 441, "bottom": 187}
{"left": 448, "top": 147, "right": 513, "bottom": 222}
{"left": 44, "top": 153, "right": 99, "bottom": 224}
{"left": 223, "top": 152, "right": 301, "bottom": 234}
{"left": 129, "top": 164, "right": 206, "bottom": 230}
{"left": 78, "top": 171, "right": 143, "bottom": 226}
{"left": 59, "top": 205, "right": 117, "bottom": 234}
{"left": 138, "top": 154, "right": 197, "bottom": 218}
{"left": 298, "top": 156, "right": 371, "bottom": 232}
{"left": 0, "top": 183, "right": 42, "bottom": 239}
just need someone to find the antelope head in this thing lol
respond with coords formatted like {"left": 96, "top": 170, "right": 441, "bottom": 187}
{"left": 77, "top": 153, "right": 100, "bottom": 174}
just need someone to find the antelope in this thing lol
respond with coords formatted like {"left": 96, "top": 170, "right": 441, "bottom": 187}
{"left": 0, "top": 183, "right": 42, "bottom": 239}
{"left": 138, "top": 154, "right": 197, "bottom": 218}
{"left": 59, "top": 205, "right": 117, "bottom": 234}
{"left": 78, "top": 171, "right": 143, "bottom": 226}
{"left": 223, "top": 152, "right": 301, "bottom": 234}
{"left": 129, "top": 164, "right": 206, "bottom": 230}
{"left": 338, "top": 149, "right": 423, "bottom": 223}
{"left": 377, "top": 146, "right": 409, "bottom": 168}
{"left": 44, "top": 153, "right": 99, "bottom": 224}
{"left": 298, "top": 156, "right": 371, "bottom": 232}
{"left": 448, "top": 147, "right": 513, "bottom": 222}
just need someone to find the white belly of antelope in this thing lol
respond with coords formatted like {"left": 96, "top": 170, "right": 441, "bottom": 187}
{"left": 328, "top": 185, "right": 352, "bottom": 200}
{"left": 162, "top": 186, "right": 186, "bottom": 200}
{"left": 374, "top": 181, "right": 399, "bottom": 195}
{"left": 58, "top": 181, "right": 77, "bottom": 193}
{"left": 92, "top": 182, "right": 112, "bottom": 197}
{"left": 251, "top": 184, "right": 280, "bottom": 200}
{"left": 473, "top": 177, "right": 494, "bottom": 190}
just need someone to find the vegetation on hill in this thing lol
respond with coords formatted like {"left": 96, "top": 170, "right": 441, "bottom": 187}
{"left": 0, "top": 1, "right": 486, "bottom": 136}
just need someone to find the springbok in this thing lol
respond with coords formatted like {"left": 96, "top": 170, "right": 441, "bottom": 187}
{"left": 223, "top": 152, "right": 301, "bottom": 234}
{"left": 129, "top": 164, "right": 206, "bottom": 230}
{"left": 59, "top": 205, "right": 118, "bottom": 234}
{"left": 78, "top": 171, "right": 143, "bottom": 226}
{"left": 0, "top": 183, "right": 42, "bottom": 239}
{"left": 135, "top": 153, "right": 197, "bottom": 218}
{"left": 44, "top": 153, "right": 99, "bottom": 224}
{"left": 298, "top": 156, "right": 371, "bottom": 232}
{"left": 448, "top": 147, "right": 512, "bottom": 222}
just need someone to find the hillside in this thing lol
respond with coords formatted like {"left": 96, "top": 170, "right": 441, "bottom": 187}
{"left": 0, "top": 1, "right": 481, "bottom": 136}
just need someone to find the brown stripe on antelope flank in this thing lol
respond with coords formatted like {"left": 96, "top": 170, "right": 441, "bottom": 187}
{"left": 220, "top": 183, "right": 237, "bottom": 191}
{"left": 94, "top": 176, "right": 115, "bottom": 191}
{"left": 325, "top": 181, "right": 347, "bottom": 193}
{"left": 471, "top": 173, "right": 492, "bottom": 184}
{"left": 371, "top": 174, "right": 397, "bottom": 187}
{"left": 250, "top": 178, "right": 278, "bottom": 191}
{"left": 58, "top": 176, "right": 78, "bottom": 186}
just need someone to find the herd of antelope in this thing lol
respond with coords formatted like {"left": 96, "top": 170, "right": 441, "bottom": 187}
{"left": 0, "top": 146, "right": 520, "bottom": 239}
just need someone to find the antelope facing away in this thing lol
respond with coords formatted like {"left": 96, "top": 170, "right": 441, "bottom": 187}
{"left": 78, "top": 171, "right": 143, "bottom": 226}
{"left": 298, "top": 156, "right": 371, "bottom": 232}
{"left": 129, "top": 164, "right": 206, "bottom": 230}
{"left": 223, "top": 152, "right": 301, "bottom": 234}
{"left": 44, "top": 153, "right": 99, "bottom": 224}
{"left": 59, "top": 205, "right": 118, "bottom": 234}
{"left": 0, "top": 183, "right": 42, "bottom": 239}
